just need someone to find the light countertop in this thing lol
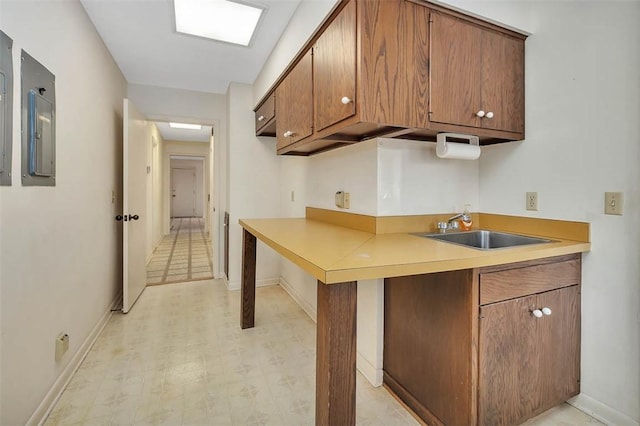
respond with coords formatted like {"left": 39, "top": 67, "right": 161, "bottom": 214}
{"left": 239, "top": 210, "right": 591, "bottom": 284}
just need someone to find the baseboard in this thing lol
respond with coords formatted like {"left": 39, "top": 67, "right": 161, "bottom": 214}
{"left": 226, "top": 277, "right": 280, "bottom": 291}
{"left": 568, "top": 393, "right": 639, "bottom": 426}
{"left": 28, "top": 294, "right": 122, "bottom": 426}
{"left": 279, "top": 276, "right": 317, "bottom": 322}
{"left": 357, "top": 351, "right": 383, "bottom": 387}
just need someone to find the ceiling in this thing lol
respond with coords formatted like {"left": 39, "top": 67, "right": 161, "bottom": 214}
{"left": 80, "top": 0, "right": 302, "bottom": 94}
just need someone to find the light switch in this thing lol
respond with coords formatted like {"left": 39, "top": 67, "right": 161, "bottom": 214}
{"left": 604, "top": 192, "right": 623, "bottom": 215}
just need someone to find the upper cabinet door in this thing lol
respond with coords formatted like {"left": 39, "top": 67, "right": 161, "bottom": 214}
{"left": 430, "top": 11, "right": 525, "bottom": 136}
{"left": 480, "top": 30, "right": 525, "bottom": 133}
{"left": 313, "top": 0, "right": 357, "bottom": 132}
{"left": 429, "top": 11, "right": 482, "bottom": 128}
{"left": 276, "top": 50, "right": 313, "bottom": 150}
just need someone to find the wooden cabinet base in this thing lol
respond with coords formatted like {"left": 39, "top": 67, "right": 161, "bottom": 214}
{"left": 384, "top": 255, "right": 581, "bottom": 426}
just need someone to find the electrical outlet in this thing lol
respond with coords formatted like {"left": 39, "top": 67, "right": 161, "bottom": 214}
{"left": 605, "top": 192, "right": 623, "bottom": 215}
{"left": 335, "top": 191, "right": 350, "bottom": 209}
{"left": 55, "top": 333, "right": 69, "bottom": 362}
{"left": 526, "top": 192, "right": 538, "bottom": 211}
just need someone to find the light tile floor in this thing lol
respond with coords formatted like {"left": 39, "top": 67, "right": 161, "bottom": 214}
{"left": 147, "top": 218, "right": 213, "bottom": 286}
{"left": 45, "top": 280, "right": 603, "bottom": 426}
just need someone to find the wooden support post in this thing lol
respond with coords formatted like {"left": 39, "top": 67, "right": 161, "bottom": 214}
{"left": 315, "top": 280, "right": 357, "bottom": 426}
{"left": 240, "top": 229, "right": 256, "bottom": 329}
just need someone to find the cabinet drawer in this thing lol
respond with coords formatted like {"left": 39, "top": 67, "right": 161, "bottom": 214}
{"left": 480, "top": 259, "right": 580, "bottom": 305}
{"left": 255, "top": 93, "right": 275, "bottom": 136}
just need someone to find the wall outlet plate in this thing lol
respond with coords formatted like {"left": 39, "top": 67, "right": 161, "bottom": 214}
{"left": 526, "top": 192, "right": 538, "bottom": 211}
{"left": 605, "top": 192, "right": 623, "bottom": 215}
{"left": 55, "top": 333, "right": 69, "bottom": 362}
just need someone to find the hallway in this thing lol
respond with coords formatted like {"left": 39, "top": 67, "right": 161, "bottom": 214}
{"left": 146, "top": 218, "right": 213, "bottom": 285}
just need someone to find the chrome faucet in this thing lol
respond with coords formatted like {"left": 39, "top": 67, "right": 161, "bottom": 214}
{"left": 437, "top": 212, "right": 471, "bottom": 233}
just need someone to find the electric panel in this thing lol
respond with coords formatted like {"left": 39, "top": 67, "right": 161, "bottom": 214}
{"left": 21, "top": 50, "right": 55, "bottom": 186}
{"left": 0, "top": 30, "right": 13, "bottom": 186}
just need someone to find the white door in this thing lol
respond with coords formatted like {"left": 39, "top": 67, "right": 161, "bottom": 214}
{"left": 122, "top": 99, "right": 147, "bottom": 313}
{"left": 172, "top": 168, "right": 196, "bottom": 217}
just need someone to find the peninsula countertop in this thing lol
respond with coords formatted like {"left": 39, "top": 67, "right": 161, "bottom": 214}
{"left": 239, "top": 208, "right": 591, "bottom": 284}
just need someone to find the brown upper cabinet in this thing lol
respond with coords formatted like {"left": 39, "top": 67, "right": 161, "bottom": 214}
{"left": 255, "top": 92, "right": 276, "bottom": 136}
{"left": 253, "top": 0, "right": 527, "bottom": 156}
{"left": 429, "top": 11, "right": 525, "bottom": 135}
{"left": 275, "top": 50, "right": 313, "bottom": 151}
{"left": 313, "top": 0, "right": 357, "bottom": 133}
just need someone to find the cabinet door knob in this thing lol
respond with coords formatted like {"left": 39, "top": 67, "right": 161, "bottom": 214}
{"left": 476, "top": 110, "right": 485, "bottom": 118}
{"left": 283, "top": 130, "right": 294, "bottom": 138}
{"left": 485, "top": 111, "right": 494, "bottom": 119}
{"left": 532, "top": 309, "right": 543, "bottom": 318}
{"left": 341, "top": 96, "right": 353, "bottom": 105}
{"left": 257, "top": 115, "right": 265, "bottom": 122}
{"left": 541, "top": 307, "right": 552, "bottom": 316}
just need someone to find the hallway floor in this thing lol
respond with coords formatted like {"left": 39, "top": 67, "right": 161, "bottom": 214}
{"left": 146, "top": 218, "right": 213, "bottom": 285}
{"left": 44, "top": 280, "right": 603, "bottom": 426}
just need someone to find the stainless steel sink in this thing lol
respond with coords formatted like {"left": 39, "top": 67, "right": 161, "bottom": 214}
{"left": 418, "top": 230, "right": 552, "bottom": 250}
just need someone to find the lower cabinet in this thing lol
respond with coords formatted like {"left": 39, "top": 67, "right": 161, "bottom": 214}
{"left": 384, "top": 254, "right": 581, "bottom": 426}
{"left": 479, "top": 285, "right": 580, "bottom": 425}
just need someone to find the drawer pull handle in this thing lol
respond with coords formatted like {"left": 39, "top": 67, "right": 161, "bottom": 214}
{"left": 532, "top": 309, "right": 543, "bottom": 318}
{"left": 283, "top": 130, "right": 294, "bottom": 138}
{"left": 476, "top": 110, "right": 485, "bottom": 118}
{"left": 341, "top": 96, "right": 353, "bottom": 105}
{"left": 541, "top": 307, "right": 552, "bottom": 316}
{"left": 485, "top": 111, "right": 494, "bottom": 119}
{"left": 257, "top": 115, "right": 265, "bottom": 122}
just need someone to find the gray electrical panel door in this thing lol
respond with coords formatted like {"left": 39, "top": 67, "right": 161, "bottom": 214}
{"left": 0, "top": 30, "right": 13, "bottom": 186}
{"left": 28, "top": 90, "right": 54, "bottom": 176}
{"left": 21, "top": 50, "right": 55, "bottom": 186}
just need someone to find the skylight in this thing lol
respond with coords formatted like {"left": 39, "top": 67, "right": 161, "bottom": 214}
{"left": 174, "top": 0, "right": 263, "bottom": 47}
{"left": 169, "top": 122, "right": 202, "bottom": 130}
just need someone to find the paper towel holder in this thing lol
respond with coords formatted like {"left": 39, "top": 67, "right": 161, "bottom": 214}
{"left": 436, "top": 132, "right": 480, "bottom": 159}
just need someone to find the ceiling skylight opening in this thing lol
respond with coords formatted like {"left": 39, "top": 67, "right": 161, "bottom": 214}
{"left": 169, "top": 122, "right": 202, "bottom": 130}
{"left": 174, "top": 0, "right": 264, "bottom": 47}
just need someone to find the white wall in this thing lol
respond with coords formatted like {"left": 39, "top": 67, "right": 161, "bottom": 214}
{"left": 225, "top": 82, "right": 281, "bottom": 289}
{"left": 0, "top": 2, "right": 127, "bottom": 424}
{"left": 377, "top": 139, "right": 479, "bottom": 215}
{"left": 170, "top": 158, "right": 205, "bottom": 217}
{"left": 128, "top": 83, "right": 226, "bottom": 125}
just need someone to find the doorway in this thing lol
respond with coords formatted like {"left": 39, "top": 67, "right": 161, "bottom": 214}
{"left": 171, "top": 168, "right": 196, "bottom": 217}
{"left": 170, "top": 156, "right": 205, "bottom": 220}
